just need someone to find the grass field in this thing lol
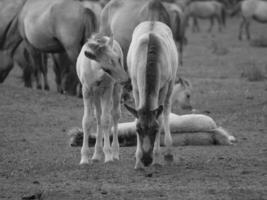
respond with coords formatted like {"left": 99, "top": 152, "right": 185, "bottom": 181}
{"left": 0, "top": 17, "right": 267, "bottom": 200}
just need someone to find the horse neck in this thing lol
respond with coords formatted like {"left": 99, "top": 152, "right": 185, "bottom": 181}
{"left": 139, "top": 33, "right": 160, "bottom": 111}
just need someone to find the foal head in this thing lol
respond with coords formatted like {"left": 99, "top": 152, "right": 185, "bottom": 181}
{"left": 125, "top": 104, "right": 163, "bottom": 167}
{"left": 171, "top": 77, "right": 193, "bottom": 110}
{"left": 84, "top": 34, "right": 128, "bottom": 83}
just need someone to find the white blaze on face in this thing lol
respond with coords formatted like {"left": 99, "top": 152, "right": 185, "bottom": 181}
{"left": 142, "top": 136, "right": 151, "bottom": 152}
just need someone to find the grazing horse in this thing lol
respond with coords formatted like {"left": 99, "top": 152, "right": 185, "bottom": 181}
{"left": 100, "top": 0, "right": 186, "bottom": 67}
{"left": 77, "top": 34, "right": 128, "bottom": 164}
{"left": 184, "top": 1, "right": 226, "bottom": 32}
{"left": 0, "top": 41, "right": 49, "bottom": 90}
{"left": 0, "top": 0, "right": 97, "bottom": 95}
{"left": 124, "top": 21, "right": 179, "bottom": 169}
{"left": 231, "top": 0, "right": 267, "bottom": 40}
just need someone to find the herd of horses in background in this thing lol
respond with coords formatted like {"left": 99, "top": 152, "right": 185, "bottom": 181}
{"left": 0, "top": 0, "right": 266, "bottom": 167}
{"left": 0, "top": 0, "right": 266, "bottom": 97}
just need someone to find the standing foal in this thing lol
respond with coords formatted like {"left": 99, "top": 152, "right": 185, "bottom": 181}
{"left": 125, "top": 21, "right": 179, "bottom": 169}
{"left": 77, "top": 34, "right": 128, "bottom": 164}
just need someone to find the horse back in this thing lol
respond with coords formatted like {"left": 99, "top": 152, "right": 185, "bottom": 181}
{"left": 128, "top": 21, "right": 178, "bottom": 85}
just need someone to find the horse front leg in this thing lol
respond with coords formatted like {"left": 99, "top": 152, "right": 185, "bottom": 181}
{"left": 162, "top": 83, "right": 174, "bottom": 163}
{"left": 80, "top": 86, "right": 94, "bottom": 165}
{"left": 111, "top": 83, "right": 122, "bottom": 160}
{"left": 92, "top": 95, "right": 103, "bottom": 162}
{"left": 101, "top": 85, "right": 114, "bottom": 162}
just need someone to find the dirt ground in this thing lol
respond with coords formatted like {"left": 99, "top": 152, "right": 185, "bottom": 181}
{"left": 0, "top": 17, "right": 267, "bottom": 200}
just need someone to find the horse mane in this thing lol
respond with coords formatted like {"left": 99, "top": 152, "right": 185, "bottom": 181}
{"left": 146, "top": 0, "right": 171, "bottom": 28}
{"left": 145, "top": 33, "right": 160, "bottom": 106}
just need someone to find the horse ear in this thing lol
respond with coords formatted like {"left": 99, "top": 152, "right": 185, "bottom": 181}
{"left": 108, "top": 35, "right": 113, "bottom": 47}
{"left": 84, "top": 50, "right": 97, "bottom": 60}
{"left": 176, "top": 77, "right": 183, "bottom": 85}
{"left": 124, "top": 104, "right": 138, "bottom": 118}
{"left": 152, "top": 105, "right": 163, "bottom": 119}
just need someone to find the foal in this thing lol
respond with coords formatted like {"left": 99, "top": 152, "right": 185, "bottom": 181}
{"left": 77, "top": 34, "right": 128, "bottom": 164}
{"left": 125, "top": 21, "right": 179, "bottom": 169}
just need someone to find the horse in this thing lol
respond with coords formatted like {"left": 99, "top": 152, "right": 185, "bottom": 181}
{"left": 49, "top": 0, "right": 104, "bottom": 96}
{"left": 124, "top": 21, "right": 179, "bottom": 169}
{"left": 184, "top": 0, "right": 226, "bottom": 32}
{"left": 100, "top": 0, "right": 186, "bottom": 68}
{"left": 77, "top": 34, "right": 128, "bottom": 165}
{"left": 0, "top": 41, "right": 49, "bottom": 90}
{"left": 171, "top": 77, "right": 193, "bottom": 111}
{"left": 231, "top": 0, "right": 267, "bottom": 40}
{"left": 0, "top": 0, "right": 97, "bottom": 95}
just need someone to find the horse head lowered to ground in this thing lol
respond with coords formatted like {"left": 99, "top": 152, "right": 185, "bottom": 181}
{"left": 124, "top": 21, "right": 179, "bottom": 169}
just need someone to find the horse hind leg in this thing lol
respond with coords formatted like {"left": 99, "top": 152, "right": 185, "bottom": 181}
{"left": 245, "top": 21, "right": 251, "bottom": 40}
{"left": 41, "top": 54, "right": 50, "bottom": 91}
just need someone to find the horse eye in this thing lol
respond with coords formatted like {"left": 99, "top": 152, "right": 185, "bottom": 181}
{"left": 186, "top": 94, "right": 190, "bottom": 99}
{"left": 118, "top": 58, "right": 121, "bottom": 65}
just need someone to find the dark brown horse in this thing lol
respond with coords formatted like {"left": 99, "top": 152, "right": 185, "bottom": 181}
{"left": 0, "top": 0, "right": 97, "bottom": 95}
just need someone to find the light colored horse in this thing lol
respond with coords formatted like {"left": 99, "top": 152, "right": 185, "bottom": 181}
{"left": 0, "top": 0, "right": 97, "bottom": 96}
{"left": 100, "top": 0, "right": 186, "bottom": 67}
{"left": 124, "top": 21, "right": 179, "bottom": 169}
{"left": 171, "top": 77, "right": 193, "bottom": 111}
{"left": 185, "top": 1, "right": 226, "bottom": 32}
{"left": 231, "top": 0, "right": 267, "bottom": 40}
{"left": 77, "top": 34, "right": 128, "bottom": 165}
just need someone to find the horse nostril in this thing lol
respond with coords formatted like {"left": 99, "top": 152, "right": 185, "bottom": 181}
{"left": 141, "top": 154, "right": 153, "bottom": 167}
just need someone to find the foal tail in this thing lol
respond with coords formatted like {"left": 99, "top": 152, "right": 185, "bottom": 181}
{"left": 230, "top": 1, "right": 241, "bottom": 17}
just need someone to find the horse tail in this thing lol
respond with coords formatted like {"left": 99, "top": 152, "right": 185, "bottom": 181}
{"left": 210, "top": 127, "right": 236, "bottom": 145}
{"left": 221, "top": 5, "right": 226, "bottom": 27}
{"left": 22, "top": 48, "right": 33, "bottom": 88}
{"left": 82, "top": 7, "right": 98, "bottom": 45}
{"left": 230, "top": 1, "right": 241, "bottom": 17}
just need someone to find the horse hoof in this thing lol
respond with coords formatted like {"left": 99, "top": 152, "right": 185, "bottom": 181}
{"left": 164, "top": 154, "right": 174, "bottom": 163}
{"left": 79, "top": 159, "right": 90, "bottom": 165}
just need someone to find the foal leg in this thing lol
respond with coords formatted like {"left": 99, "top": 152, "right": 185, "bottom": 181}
{"left": 101, "top": 86, "right": 114, "bottom": 162}
{"left": 111, "top": 83, "right": 122, "bottom": 160}
{"left": 92, "top": 95, "right": 103, "bottom": 162}
{"left": 80, "top": 86, "right": 94, "bottom": 165}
